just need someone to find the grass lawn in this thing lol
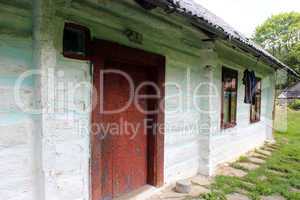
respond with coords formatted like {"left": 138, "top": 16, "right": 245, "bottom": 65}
{"left": 199, "top": 110, "right": 300, "bottom": 200}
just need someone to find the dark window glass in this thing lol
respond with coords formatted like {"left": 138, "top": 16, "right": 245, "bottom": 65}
{"left": 221, "top": 67, "right": 238, "bottom": 129}
{"left": 63, "top": 23, "right": 90, "bottom": 59}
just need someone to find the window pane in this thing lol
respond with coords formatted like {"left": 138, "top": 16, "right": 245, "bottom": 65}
{"left": 230, "top": 92, "right": 237, "bottom": 123}
{"left": 64, "top": 27, "right": 86, "bottom": 55}
{"left": 231, "top": 79, "right": 237, "bottom": 91}
{"left": 256, "top": 95, "right": 261, "bottom": 120}
{"left": 250, "top": 79, "right": 261, "bottom": 122}
{"left": 222, "top": 67, "right": 238, "bottom": 128}
{"left": 251, "top": 105, "right": 255, "bottom": 120}
{"left": 223, "top": 91, "right": 230, "bottom": 124}
{"left": 224, "top": 78, "right": 232, "bottom": 91}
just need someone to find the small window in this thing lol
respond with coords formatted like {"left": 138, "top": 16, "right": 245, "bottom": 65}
{"left": 250, "top": 79, "right": 262, "bottom": 123}
{"left": 221, "top": 67, "right": 238, "bottom": 129}
{"left": 63, "top": 23, "right": 90, "bottom": 60}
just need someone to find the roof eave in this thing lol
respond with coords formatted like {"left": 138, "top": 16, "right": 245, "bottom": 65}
{"left": 143, "top": 0, "right": 300, "bottom": 79}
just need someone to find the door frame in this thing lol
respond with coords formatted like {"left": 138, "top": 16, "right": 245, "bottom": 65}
{"left": 90, "top": 39, "right": 165, "bottom": 200}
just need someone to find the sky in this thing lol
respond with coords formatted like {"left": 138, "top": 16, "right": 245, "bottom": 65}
{"left": 194, "top": 0, "right": 300, "bottom": 37}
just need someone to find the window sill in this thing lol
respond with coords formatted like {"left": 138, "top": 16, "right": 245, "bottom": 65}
{"left": 221, "top": 123, "right": 237, "bottom": 130}
{"left": 63, "top": 52, "right": 90, "bottom": 61}
{"left": 250, "top": 119, "right": 261, "bottom": 124}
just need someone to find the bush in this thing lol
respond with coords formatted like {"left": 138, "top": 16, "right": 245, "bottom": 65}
{"left": 289, "top": 99, "right": 300, "bottom": 110}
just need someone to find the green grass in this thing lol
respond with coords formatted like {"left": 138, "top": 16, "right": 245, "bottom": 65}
{"left": 238, "top": 156, "right": 251, "bottom": 163}
{"left": 198, "top": 110, "right": 300, "bottom": 200}
{"left": 230, "top": 163, "right": 250, "bottom": 172}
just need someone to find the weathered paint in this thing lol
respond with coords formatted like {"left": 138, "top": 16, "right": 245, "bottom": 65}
{"left": 0, "top": 1, "right": 276, "bottom": 200}
{"left": 91, "top": 40, "right": 166, "bottom": 199}
{"left": 0, "top": 1, "right": 34, "bottom": 200}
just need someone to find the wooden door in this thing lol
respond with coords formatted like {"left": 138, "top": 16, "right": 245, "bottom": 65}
{"left": 105, "top": 62, "right": 149, "bottom": 198}
{"left": 91, "top": 40, "right": 165, "bottom": 200}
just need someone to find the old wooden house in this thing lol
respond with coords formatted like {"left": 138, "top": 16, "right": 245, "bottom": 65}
{"left": 1, "top": 0, "right": 299, "bottom": 200}
{"left": 279, "top": 82, "right": 300, "bottom": 103}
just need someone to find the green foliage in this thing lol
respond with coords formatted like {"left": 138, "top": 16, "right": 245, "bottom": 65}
{"left": 254, "top": 12, "right": 300, "bottom": 59}
{"left": 238, "top": 156, "right": 250, "bottom": 163}
{"left": 230, "top": 163, "right": 249, "bottom": 172}
{"left": 199, "top": 190, "right": 226, "bottom": 200}
{"left": 285, "top": 43, "right": 300, "bottom": 73}
{"left": 254, "top": 12, "right": 300, "bottom": 87}
{"left": 288, "top": 99, "right": 300, "bottom": 110}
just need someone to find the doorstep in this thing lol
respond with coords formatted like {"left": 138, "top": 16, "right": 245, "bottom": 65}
{"left": 112, "top": 175, "right": 211, "bottom": 200}
{"left": 147, "top": 175, "right": 212, "bottom": 200}
{"left": 114, "top": 184, "right": 171, "bottom": 200}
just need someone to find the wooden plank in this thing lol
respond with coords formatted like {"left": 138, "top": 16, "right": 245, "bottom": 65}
{"left": 91, "top": 39, "right": 165, "bottom": 200}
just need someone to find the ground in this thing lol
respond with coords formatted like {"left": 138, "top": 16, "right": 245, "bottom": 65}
{"left": 148, "top": 109, "right": 300, "bottom": 200}
{"left": 198, "top": 109, "right": 300, "bottom": 200}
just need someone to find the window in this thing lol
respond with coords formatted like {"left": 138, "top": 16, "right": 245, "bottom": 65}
{"left": 63, "top": 23, "right": 90, "bottom": 60}
{"left": 250, "top": 79, "right": 262, "bottom": 123}
{"left": 221, "top": 67, "right": 238, "bottom": 129}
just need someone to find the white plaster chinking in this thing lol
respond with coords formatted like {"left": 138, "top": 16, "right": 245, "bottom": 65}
{"left": 164, "top": 48, "right": 217, "bottom": 181}
{"left": 32, "top": 0, "right": 57, "bottom": 199}
{"left": 0, "top": 1, "right": 35, "bottom": 199}
{"left": 32, "top": 0, "right": 91, "bottom": 199}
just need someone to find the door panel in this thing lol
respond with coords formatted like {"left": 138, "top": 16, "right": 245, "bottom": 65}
{"left": 100, "top": 63, "right": 149, "bottom": 199}
{"left": 91, "top": 39, "right": 165, "bottom": 200}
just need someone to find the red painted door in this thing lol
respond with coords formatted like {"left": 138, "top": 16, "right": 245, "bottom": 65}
{"left": 96, "top": 61, "right": 149, "bottom": 200}
{"left": 91, "top": 40, "right": 165, "bottom": 200}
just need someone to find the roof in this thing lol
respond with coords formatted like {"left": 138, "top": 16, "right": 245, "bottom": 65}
{"left": 279, "top": 82, "right": 300, "bottom": 99}
{"left": 278, "top": 91, "right": 300, "bottom": 99}
{"left": 143, "top": 0, "right": 300, "bottom": 78}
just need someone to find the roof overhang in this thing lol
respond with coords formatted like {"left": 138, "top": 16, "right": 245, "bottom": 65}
{"left": 140, "top": 0, "right": 300, "bottom": 79}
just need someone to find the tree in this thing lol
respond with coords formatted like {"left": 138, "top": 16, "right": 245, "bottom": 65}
{"left": 254, "top": 12, "right": 300, "bottom": 60}
{"left": 285, "top": 43, "right": 300, "bottom": 73}
{"left": 254, "top": 12, "right": 300, "bottom": 87}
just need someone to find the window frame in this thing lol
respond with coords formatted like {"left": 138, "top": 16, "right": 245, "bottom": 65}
{"left": 221, "top": 66, "right": 238, "bottom": 129}
{"left": 250, "top": 78, "right": 262, "bottom": 123}
{"left": 63, "top": 23, "right": 91, "bottom": 60}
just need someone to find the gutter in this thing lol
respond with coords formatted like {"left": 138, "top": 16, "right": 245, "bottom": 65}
{"left": 142, "top": 0, "right": 300, "bottom": 79}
